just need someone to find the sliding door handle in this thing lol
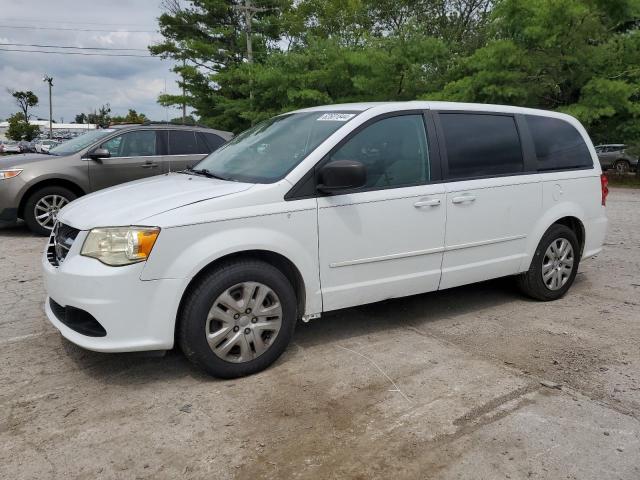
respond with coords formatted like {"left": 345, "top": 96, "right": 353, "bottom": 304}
{"left": 452, "top": 195, "right": 476, "bottom": 204}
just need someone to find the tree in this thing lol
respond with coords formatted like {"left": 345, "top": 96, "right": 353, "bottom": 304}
{"left": 6, "top": 112, "right": 40, "bottom": 141}
{"left": 110, "top": 109, "right": 148, "bottom": 124}
{"left": 170, "top": 115, "right": 197, "bottom": 125}
{"left": 9, "top": 90, "right": 39, "bottom": 120}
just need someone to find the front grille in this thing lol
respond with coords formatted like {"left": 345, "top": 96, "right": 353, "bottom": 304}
{"left": 47, "top": 222, "right": 80, "bottom": 266}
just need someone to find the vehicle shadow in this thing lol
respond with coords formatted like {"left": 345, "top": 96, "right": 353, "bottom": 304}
{"left": 59, "top": 276, "right": 529, "bottom": 386}
{"left": 0, "top": 221, "right": 37, "bottom": 237}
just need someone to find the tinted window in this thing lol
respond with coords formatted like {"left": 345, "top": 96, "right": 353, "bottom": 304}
{"left": 440, "top": 113, "right": 523, "bottom": 179}
{"left": 101, "top": 130, "right": 156, "bottom": 157}
{"left": 329, "top": 114, "right": 429, "bottom": 189}
{"left": 526, "top": 115, "right": 592, "bottom": 171}
{"left": 168, "top": 130, "right": 200, "bottom": 155}
{"left": 202, "top": 132, "right": 225, "bottom": 151}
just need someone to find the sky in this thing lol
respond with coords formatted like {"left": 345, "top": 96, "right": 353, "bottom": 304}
{"left": 0, "top": 0, "right": 184, "bottom": 123}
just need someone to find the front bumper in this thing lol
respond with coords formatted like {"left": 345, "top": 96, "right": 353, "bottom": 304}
{"left": 42, "top": 231, "right": 188, "bottom": 352}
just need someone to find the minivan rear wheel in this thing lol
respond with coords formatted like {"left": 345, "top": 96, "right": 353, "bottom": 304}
{"left": 23, "top": 186, "right": 77, "bottom": 236}
{"left": 178, "top": 259, "right": 297, "bottom": 378}
{"left": 517, "top": 224, "right": 580, "bottom": 301}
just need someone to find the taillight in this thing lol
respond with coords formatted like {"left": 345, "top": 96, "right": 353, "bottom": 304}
{"left": 600, "top": 173, "right": 609, "bottom": 206}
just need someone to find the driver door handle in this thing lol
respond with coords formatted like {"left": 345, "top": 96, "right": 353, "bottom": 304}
{"left": 141, "top": 162, "right": 159, "bottom": 169}
{"left": 414, "top": 198, "right": 441, "bottom": 208}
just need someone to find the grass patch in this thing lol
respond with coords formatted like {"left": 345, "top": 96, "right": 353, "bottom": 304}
{"left": 607, "top": 173, "right": 640, "bottom": 188}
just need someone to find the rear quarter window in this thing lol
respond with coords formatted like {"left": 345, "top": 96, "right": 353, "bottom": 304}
{"left": 525, "top": 115, "right": 593, "bottom": 171}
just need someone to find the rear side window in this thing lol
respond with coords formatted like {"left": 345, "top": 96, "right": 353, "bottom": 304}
{"left": 202, "top": 132, "right": 226, "bottom": 151}
{"left": 439, "top": 113, "right": 523, "bottom": 179}
{"left": 168, "top": 130, "right": 202, "bottom": 155}
{"left": 525, "top": 115, "right": 592, "bottom": 171}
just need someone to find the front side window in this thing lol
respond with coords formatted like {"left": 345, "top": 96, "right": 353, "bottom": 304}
{"left": 439, "top": 113, "right": 523, "bottom": 179}
{"left": 194, "top": 111, "right": 358, "bottom": 183}
{"left": 328, "top": 114, "right": 429, "bottom": 189}
{"left": 526, "top": 115, "right": 592, "bottom": 171}
{"left": 101, "top": 130, "right": 156, "bottom": 157}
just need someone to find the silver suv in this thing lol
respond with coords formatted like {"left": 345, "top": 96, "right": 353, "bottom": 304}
{"left": 0, "top": 124, "right": 232, "bottom": 235}
{"left": 594, "top": 144, "right": 638, "bottom": 173}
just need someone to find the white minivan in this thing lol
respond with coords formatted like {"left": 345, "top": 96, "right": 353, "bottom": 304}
{"left": 42, "top": 102, "right": 608, "bottom": 378}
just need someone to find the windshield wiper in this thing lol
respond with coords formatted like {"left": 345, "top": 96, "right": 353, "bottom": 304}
{"left": 182, "top": 167, "right": 229, "bottom": 181}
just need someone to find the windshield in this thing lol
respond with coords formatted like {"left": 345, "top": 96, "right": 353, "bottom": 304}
{"left": 193, "top": 111, "right": 359, "bottom": 183}
{"left": 49, "top": 129, "right": 117, "bottom": 156}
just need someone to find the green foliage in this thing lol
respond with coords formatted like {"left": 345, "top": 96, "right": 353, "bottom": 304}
{"left": 111, "top": 109, "right": 148, "bottom": 125}
{"left": 76, "top": 104, "right": 112, "bottom": 128}
{"left": 151, "top": 0, "right": 640, "bottom": 148}
{"left": 6, "top": 112, "right": 40, "bottom": 141}
{"left": 9, "top": 90, "right": 39, "bottom": 120}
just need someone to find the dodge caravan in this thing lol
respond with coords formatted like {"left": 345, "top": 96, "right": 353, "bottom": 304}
{"left": 42, "top": 102, "right": 608, "bottom": 378}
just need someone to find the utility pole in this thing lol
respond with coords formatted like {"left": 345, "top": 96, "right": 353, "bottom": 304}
{"left": 233, "top": 0, "right": 268, "bottom": 105}
{"left": 42, "top": 75, "right": 53, "bottom": 139}
{"left": 182, "top": 58, "right": 186, "bottom": 124}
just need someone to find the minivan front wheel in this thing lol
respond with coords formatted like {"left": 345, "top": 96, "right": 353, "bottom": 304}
{"left": 178, "top": 259, "right": 297, "bottom": 378}
{"left": 517, "top": 224, "right": 580, "bottom": 301}
{"left": 23, "top": 186, "right": 77, "bottom": 236}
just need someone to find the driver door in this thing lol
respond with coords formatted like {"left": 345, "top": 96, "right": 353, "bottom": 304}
{"left": 316, "top": 112, "right": 446, "bottom": 311}
{"left": 88, "top": 130, "right": 161, "bottom": 191}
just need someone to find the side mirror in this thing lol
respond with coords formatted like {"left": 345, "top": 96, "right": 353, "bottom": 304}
{"left": 89, "top": 148, "right": 110, "bottom": 160}
{"left": 317, "top": 160, "right": 367, "bottom": 194}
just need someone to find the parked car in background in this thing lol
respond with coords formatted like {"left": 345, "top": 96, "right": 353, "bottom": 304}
{"left": 0, "top": 124, "right": 232, "bottom": 235}
{"left": 594, "top": 144, "right": 638, "bottom": 173}
{"left": 40, "top": 102, "right": 608, "bottom": 378}
{"left": 2, "top": 141, "right": 22, "bottom": 154}
{"left": 40, "top": 140, "right": 61, "bottom": 153}
{"left": 35, "top": 139, "right": 60, "bottom": 153}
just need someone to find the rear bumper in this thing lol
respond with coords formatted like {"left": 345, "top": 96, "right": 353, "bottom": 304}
{"left": 583, "top": 215, "right": 608, "bottom": 259}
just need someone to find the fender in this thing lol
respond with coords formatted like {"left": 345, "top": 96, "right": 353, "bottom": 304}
{"left": 518, "top": 200, "right": 586, "bottom": 272}
{"left": 140, "top": 210, "right": 322, "bottom": 315}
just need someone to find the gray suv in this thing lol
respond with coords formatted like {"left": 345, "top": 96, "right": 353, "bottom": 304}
{"left": 594, "top": 144, "right": 638, "bottom": 173}
{"left": 0, "top": 124, "right": 232, "bottom": 235}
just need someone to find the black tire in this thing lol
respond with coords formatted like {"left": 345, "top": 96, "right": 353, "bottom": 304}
{"left": 23, "top": 186, "right": 77, "bottom": 236}
{"left": 517, "top": 224, "right": 580, "bottom": 301}
{"left": 613, "top": 160, "right": 630, "bottom": 174}
{"left": 178, "top": 259, "right": 297, "bottom": 378}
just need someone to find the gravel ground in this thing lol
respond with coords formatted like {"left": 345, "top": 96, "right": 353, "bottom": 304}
{"left": 1, "top": 188, "right": 639, "bottom": 480}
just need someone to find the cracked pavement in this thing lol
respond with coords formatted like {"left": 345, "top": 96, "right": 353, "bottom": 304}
{"left": 1, "top": 188, "right": 639, "bottom": 479}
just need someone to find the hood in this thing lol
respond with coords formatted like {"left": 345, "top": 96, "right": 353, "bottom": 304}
{"left": 0, "top": 153, "right": 54, "bottom": 168}
{"left": 57, "top": 172, "right": 254, "bottom": 230}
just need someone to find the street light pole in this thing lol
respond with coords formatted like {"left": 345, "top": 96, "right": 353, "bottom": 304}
{"left": 43, "top": 75, "right": 53, "bottom": 139}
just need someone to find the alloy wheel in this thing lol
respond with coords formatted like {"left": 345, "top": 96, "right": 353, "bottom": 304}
{"left": 34, "top": 194, "right": 69, "bottom": 230}
{"left": 205, "top": 282, "right": 283, "bottom": 363}
{"left": 541, "top": 238, "right": 574, "bottom": 290}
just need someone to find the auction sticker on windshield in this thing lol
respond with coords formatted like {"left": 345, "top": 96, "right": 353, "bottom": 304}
{"left": 317, "top": 113, "right": 356, "bottom": 121}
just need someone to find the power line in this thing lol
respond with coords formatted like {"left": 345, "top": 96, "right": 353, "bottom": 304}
{"left": 0, "top": 48, "right": 158, "bottom": 58}
{"left": 0, "top": 24, "right": 156, "bottom": 33}
{"left": 2, "top": 17, "right": 156, "bottom": 27}
{"left": 0, "top": 42, "right": 148, "bottom": 51}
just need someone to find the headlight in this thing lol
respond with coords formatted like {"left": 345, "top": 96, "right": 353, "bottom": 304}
{"left": 0, "top": 169, "right": 23, "bottom": 180}
{"left": 81, "top": 226, "right": 160, "bottom": 266}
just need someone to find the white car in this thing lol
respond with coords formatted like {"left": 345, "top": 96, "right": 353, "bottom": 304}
{"left": 35, "top": 139, "right": 60, "bottom": 153}
{"left": 42, "top": 102, "right": 608, "bottom": 378}
{"left": 2, "top": 141, "right": 22, "bottom": 154}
